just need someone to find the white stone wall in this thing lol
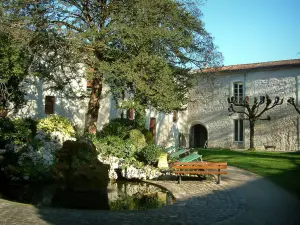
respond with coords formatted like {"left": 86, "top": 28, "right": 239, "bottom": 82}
{"left": 15, "top": 68, "right": 88, "bottom": 130}
{"left": 96, "top": 84, "right": 120, "bottom": 131}
{"left": 148, "top": 67, "right": 300, "bottom": 151}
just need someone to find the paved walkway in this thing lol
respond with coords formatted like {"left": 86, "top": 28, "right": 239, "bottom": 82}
{"left": 0, "top": 166, "right": 300, "bottom": 225}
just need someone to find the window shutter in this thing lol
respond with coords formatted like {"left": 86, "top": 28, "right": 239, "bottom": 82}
{"left": 45, "top": 96, "right": 55, "bottom": 114}
{"left": 128, "top": 108, "right": 134, "bottom": 120}
{"left": 150, "top": 117, "right": 156, "bottom": 141}
{"left": 173, "top": 111, "right": 178, "bottom": 122}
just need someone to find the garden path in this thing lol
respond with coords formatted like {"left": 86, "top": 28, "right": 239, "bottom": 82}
{"left": 0, "top": 166, "right": 300, "bottom": 225}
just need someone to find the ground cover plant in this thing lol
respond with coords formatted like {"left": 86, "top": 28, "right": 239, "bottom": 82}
{"left": 198, "top": 148, "right": 300, "bottom": 199}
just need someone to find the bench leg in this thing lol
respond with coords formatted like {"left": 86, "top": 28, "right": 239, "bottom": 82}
{"left": 217, "top": 169, "right": 221, "bottom": 184}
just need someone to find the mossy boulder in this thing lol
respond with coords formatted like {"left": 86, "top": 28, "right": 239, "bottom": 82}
{"left": 52, "top": 140, "right": 109, "bottom": 191}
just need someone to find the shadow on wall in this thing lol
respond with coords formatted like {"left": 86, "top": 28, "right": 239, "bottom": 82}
{"left": 31, "top": 160, "right": 300, "bottom": 224}
{"left": 16, "top": 77, "right": 88, "bottom": 131}
{"left": 155, "top": 112, "right": 180, "bottom": 147}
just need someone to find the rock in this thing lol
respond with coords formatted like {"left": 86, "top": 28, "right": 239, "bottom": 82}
{"left": 53, "top": 140, "right": 110, "bottom": 191}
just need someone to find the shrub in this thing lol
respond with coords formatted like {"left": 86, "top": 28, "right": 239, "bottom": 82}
{"left": 0, "top": 118, "right": 34, "bottom": 146}
{"left": 128, "top": 129, "right": 147, "bottom": 150}
{"left": 0, "top": 117, "right": 14, "bottom": 147}
{"left": 37, "top": 115, "right": 75, "bottom": 137}
{"left": 94, "top": 136, "right": 137, "bottom": 159}
{"left": 142, "top": 129, "right": 155, "bottom": 145}
{"left": 137, "top": 145, "right": 163, "bottom": 165}
{"left": 98, "top": 118, "right": 142, "bottom": 139}
{"left": 0, "top": 133, "right": 59, "bottom": 181}
{"left": 17, "top": 139, "right": 59, "bottom": 180}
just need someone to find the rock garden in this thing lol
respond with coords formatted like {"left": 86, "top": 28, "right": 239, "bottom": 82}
{"left": 0, "top": 115, "right": 172, "bottom": 210}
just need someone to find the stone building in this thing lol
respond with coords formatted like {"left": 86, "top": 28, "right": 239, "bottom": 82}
{"left": 150, "top": 59, "right": 300, "bottom": 151}
{"left": 17, "top": 59, "right": 300, "bottom": 151}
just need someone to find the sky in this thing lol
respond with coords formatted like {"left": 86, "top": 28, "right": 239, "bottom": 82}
{"left": 201, "top": 0, "right": 300, "bottom": 66}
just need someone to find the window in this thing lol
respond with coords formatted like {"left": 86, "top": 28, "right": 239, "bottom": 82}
{"left": 234, "top": 83, "right": 243, "bottom": 103}
{"left": 234, "top": 119, "right": 244, "bottom": 142}
{"left": 45, "top": 96, "right": 55, "bottom": 114}
{"left": 127, "top": 108, "right": 134, "bottom": 120}
{"left": 173, "top": 111, "right": 178, "bottom": 122}
{"left": 149, "top": 117, "right": 156, "bottom": 141}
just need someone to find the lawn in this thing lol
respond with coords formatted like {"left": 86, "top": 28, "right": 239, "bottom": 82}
{"left": 197, "top": 148, "right": 300, "bottom": 199}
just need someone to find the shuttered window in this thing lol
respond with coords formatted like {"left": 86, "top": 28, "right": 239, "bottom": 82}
{"left": 234, "top": 119, "right": 244, "bottom": 142}
{"left": 128, "top": 108, "right": 134, "bottom": 120}
{"left": 150, "top": 117, "right": 156, "bottom": 141}
{"left": 173, "top": 111, "right": 178, "bottom": 122}
{"left": 45, "top": 96, "right": 55, "bottom": 114}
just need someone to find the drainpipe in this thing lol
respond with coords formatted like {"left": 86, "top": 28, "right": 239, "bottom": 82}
{"left": 296, "top": 76, "right": 300, "bottom": 150}
{"left": 243, "top": 72, "right": 247, "bottom": 149}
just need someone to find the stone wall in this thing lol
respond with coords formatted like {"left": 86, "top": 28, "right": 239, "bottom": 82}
{"left": 147, "top": 67, "right": 300, "bottom": 151}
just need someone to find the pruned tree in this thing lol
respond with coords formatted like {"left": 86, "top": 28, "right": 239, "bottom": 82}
{"left": 287, "top": 97, "right": 300, "bottom": 114}
{"left": 228, "top": 95, "right": 283, "bottom": 150}
{"left": 1, "top": 0, "right": 223, "bottom": 132}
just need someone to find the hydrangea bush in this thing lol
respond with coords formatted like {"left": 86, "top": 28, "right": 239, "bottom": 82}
{"left": 17, "top": 137, "right": 59, "bottom": 180}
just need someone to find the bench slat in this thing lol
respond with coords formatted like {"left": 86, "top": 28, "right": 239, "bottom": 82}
{"left": 173, "top": 162, "right": 227, "bottom": 166}
{"left": 174, "top": 171, "right": 227, "bottom": 175}
{"left": 172, "top": 165, "right": 227, "bottom": 169}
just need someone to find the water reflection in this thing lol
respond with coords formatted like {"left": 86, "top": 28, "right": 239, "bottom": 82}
{"left": 0, "top": 181, "right": 174, "bottom": 210}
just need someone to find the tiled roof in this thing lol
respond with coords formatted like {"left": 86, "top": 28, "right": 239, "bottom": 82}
{"left": 198, "top": 59, "right": 300, "bottom": 74}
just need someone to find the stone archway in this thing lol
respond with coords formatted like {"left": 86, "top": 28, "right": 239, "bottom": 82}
{"left": 190, "top": 124, "right": 208, "bottom": 148}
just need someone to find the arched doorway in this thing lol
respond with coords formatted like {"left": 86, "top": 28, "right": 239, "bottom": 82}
{"left": 190, "top": 124, "right": 208, "bottom": 148}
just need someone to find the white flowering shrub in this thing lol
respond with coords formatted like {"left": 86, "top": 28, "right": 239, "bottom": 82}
{"left": 17, "top": 138, "right": 59, "bottom": 180}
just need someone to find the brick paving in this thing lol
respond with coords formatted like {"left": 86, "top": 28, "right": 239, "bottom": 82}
{"left": 0, "top": 166, "right": 300, "bottom": 225}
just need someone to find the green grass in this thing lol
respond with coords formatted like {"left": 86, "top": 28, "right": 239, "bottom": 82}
{"left": 198, "top": 148, "right": 300, "bottom": 198}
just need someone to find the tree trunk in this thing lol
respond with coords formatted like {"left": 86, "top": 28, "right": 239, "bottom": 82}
{"left": 86, "top": 78, "right": 102, "bottom": 133}
{"left": 249, "top": 120, "right": 255, "bottom": 149}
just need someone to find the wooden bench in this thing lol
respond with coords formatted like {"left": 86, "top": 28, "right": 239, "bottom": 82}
{"left": 264, "top": 145, "right": 276, "bottom": 150}
{"left": 171, "top": 161, "right": 227, "bottom": 184}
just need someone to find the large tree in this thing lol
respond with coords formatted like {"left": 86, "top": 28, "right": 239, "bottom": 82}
{"left": 1, "top": 0, "right": 222, "bottom": 131}
{"left": 0, "top": 31, "right": 28, "bottom": 116}
{"left": 228, "top": 95, "right": 283, "bottom": 149}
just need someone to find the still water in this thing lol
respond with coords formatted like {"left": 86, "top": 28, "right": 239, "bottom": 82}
{"left": 0, "top": 181, "right": 174, "bottom": 210}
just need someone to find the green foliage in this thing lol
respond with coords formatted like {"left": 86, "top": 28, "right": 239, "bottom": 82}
{"left": 98, "top": 118, "right": 143, "bottom": 139}
{"left": 1, "top": 0, "right": 222, "bottom": 132}
{"left": 0, "top": 117, "right": 35, "bottom": 146}
{"left": 128, "top": 129, "right": 146, "bottom": 150}
{"left": 94, "top": 136, "right": 137, "bottom": 160}
{"left": 110, "top": 193, "right": 166, "bottom": 210}
{"left": 0, "top": 32, "right": 28, "bottom": 113}
{"left": 142, "top": 129, "right": 155, "bottom": 145}
{"left": 138, "top": 145, "right": 163, "bottom": 165}
{"left": 37, "top": 115, "right": 75, "bottom": 137}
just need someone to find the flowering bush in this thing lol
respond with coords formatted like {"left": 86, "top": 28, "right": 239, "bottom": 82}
{"left": 37, "top": 115, "right": 75, "bottom": 137}
{"left": 1, "top": 130, "right": 60, "bottom": 181}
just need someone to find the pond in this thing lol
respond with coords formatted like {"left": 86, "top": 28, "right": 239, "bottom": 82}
{"left": 0, "top": 181, "right": 174, "bottom": 210}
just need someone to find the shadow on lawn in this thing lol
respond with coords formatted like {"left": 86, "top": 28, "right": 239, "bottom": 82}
{"left": 198, "top": 148, "right": 300, "bottom": 199}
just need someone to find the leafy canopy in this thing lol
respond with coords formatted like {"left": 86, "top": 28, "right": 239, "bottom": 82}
{"left": 1, "top": 0, "right": 222, "bottom": 112}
